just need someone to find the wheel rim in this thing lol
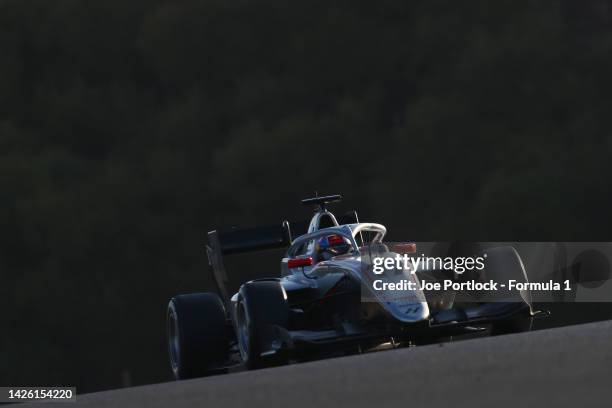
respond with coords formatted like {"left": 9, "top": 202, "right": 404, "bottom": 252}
{"left": 168, "top": 308, "right": 180, "bottom": 371}
{"left": 236, "top": 301, "right": 250, "bottom": 362}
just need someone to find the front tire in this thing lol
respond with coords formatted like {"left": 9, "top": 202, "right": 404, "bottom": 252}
{"left": 167, "top": 293, "right": 228, "bottom": 379}
{"left": 491, "top": 312, "right": 533, "bottom": 335}
{"left": 484, "top": 246, "right": 532, "bottom": 307}
{"left": 235, "top": 280, "right": 289, "bottom": 369}
{"left": 484, "top": 246, "right": 534, "bottom": 334}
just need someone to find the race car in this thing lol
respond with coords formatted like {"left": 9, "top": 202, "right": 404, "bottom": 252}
{"left": 167, "top": 195, "right": 535, "bottom": 379}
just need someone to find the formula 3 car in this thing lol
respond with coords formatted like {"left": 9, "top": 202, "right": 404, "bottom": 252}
{"left": 167, "top": 195, "right": 535, "bottom": 379}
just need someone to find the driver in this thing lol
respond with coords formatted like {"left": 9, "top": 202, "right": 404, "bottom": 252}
{"left": 315, "top": 234, "right": 352, "bottom": 262}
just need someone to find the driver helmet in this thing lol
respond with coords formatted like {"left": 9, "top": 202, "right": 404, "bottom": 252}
{"left": 316, "top": 234, "right": 352, "bottom": 260}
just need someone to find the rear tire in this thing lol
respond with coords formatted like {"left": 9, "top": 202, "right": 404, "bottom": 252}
{"left": 167, "top": 293, "right": 228, "bottom": 379}
{"left": 236, "top": 281, "right": 289, "bottom": 369}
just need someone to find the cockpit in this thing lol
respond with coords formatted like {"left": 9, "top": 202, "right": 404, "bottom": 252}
{"left": 315, "top": 234, "right": 353, "bottom": 262}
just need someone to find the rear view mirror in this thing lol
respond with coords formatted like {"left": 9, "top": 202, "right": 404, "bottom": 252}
{"left": 288, "top": 256, "right": 313, "bottom": 269}
{"left": 392, "top": 243, "right": 417, "bottom": 254}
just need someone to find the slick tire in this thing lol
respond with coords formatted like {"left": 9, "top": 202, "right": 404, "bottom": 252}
{"left": 490, "top": 312, "right": 534, "bottom": 335}
{"left": 483, "top": 246, "right": 532, "bottom": 308}
{"left": 484, "top": 246, "right": 534, "bottom": 334}
{"left": 236, "top": 280, "right": 289, "bottom": 369}
{"left": 167, "top": 292, "right": 228, "bottom": 380}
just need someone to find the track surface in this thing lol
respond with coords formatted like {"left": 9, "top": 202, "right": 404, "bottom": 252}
{"left": 27, "top": 319, "right": 612, "bottom": 408}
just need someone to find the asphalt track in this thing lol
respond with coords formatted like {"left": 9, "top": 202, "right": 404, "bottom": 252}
{"left": 25, "top": 319, "right": 612, "bottom": 408}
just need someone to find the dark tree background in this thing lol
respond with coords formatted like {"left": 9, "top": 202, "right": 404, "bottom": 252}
{"left": 2, "top": 0, "right": 612, "bottom": 392}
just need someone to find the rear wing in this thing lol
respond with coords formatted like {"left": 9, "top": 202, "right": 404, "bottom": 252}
{"left": 206, "top": 223, "right": 291, "bottom": 302}
{"left": 206, "top": 211, "right": 359, "bottom": 303}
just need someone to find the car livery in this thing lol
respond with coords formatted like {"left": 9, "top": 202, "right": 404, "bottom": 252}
{"left": 167, "top": 195, "right": 534, "bottom": 379}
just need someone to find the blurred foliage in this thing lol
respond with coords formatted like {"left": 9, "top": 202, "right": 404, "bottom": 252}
{"left": 2, "top": 0, "right": 612, "bottom": 392}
